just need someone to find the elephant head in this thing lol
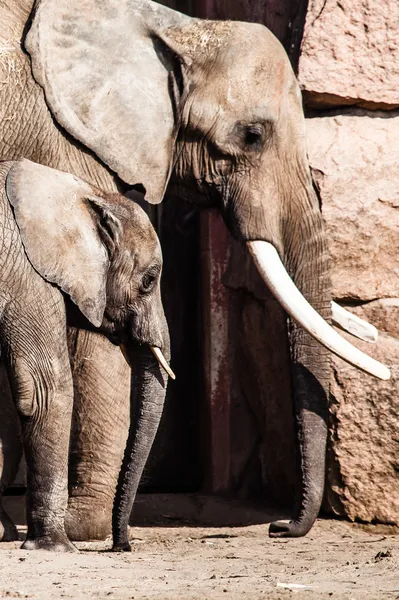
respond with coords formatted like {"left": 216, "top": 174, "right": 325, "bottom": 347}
{"left": 25, "top": 0, "right": 389, "bottom": 542}
{"left": 5, "top": 158, "right": 173, "bottom": 549}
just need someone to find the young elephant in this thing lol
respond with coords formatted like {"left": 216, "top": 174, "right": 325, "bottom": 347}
{"left": 0, "top": 158, "right": 172, "bottom": 551}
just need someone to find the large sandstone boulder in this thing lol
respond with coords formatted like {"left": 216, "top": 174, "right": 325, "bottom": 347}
{"left": 299, "top": 0, "right": 399, "bottom": 109}
{"left": 306, "top": 114, "right": 399, "bottom": 525}
{"left": 307, "top": 112, "right": 399, "bottom": 301}
{"left": 327, "top": 329, "right": 399, "bottom": 525}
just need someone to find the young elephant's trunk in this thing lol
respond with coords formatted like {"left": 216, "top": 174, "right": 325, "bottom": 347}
{"left": 112, "top": 344, "right": 169, "bottom": 551}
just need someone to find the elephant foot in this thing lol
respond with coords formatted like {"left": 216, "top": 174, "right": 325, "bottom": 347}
{"left": 269, "top": 519, "right": 311, "bottom": 539}
{"left": 65, "top": 504, "right": 111, "bottom": 541}
{"left": 1, "top": 522, "right": 18, "bottom": 542}
{"left": 65, "top": 503, "right": 136, "bottom": 543}
{"left": 111, "top": 541, "right": 132, "bottom": 553}
{"left": 0, "top": 508, "right": 19, "bottom": 542}
{"left": 22, "top": 532, "right": 77, "bottom": 553}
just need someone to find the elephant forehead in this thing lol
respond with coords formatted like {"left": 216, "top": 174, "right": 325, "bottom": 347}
{"left": 227, "top": 61, "right": 289, "bottom": 105}
{"left": 189, "top": 76, "right": 285, "bottom": 131}
{"left": 227, "top": 22, "right": 290, "bottom": 68}
{"left": 125, "top": 216, "right": 162, "bottom": 262}
{"left": 111, "top": 194, "right": 162, "bottom": 262}
{"left": 201, "top": 25, "right": 293, "bottom": 121}
{"left": 235, "top": 28, "right": 290, "bottom": 86}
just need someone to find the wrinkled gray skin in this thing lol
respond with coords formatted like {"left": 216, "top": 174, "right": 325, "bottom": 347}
{"left": 0, "top": 0, "right": 330, "bottom": 544}
{"left": 0, "top": 159, "right": 169, "bottom": 551}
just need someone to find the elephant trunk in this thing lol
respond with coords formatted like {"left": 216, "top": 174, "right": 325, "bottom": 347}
{"left": 250, "top": 188, "right": 332, "bottom": 538}
{"left": 112, "top": 342, "right": 169, "bottom": 551}
{"left": 246, "top": 177, "right": 389, "bottom": 534}
{"left": 282, "top": 200, "right": 331, "bottom": 537}
{"left": 282, "top": 203, "right": 331, "bottom": 536}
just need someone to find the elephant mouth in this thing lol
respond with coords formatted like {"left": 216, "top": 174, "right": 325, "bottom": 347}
{"left": 247, "top": 241, "right": 390, "bottom": 381}
{"left": 120, "top": 344, "right": 176, "bottom": 380}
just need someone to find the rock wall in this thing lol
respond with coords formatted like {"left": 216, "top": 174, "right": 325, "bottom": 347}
{"left": 302, "top": 0, "right": 399, "bottom": 522}
{"left": 298, "top": 0, "right": 399, "bottom": 110}
{"left": 307, "top": 112, "right": 399, "bottom": 523}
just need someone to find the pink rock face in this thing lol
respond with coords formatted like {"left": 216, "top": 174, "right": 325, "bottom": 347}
{"left": 327, "top": 330, "right": 399, "bottom": 526}
{"left": 306, "top": 113, "right": 399, "bottom": 301}
{"left": 298, "top": 0, "right": 399, "bottom": 109}
{"left": 356, "top": 299, "right": 399, "bottom": 341}
{"left": 307, "top": 114, "right": 399, "bottom": 525}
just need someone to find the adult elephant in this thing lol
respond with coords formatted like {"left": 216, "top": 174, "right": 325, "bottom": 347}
{"left": 0, "top": 0, "right": 388, "bottom": 544}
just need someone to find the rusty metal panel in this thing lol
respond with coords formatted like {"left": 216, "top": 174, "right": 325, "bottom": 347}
{"left": 193, "top": 0, "right": 306, "bottom": 67}
{"left": 158, "top": 0, "right": 196, "bottom": 15}
{"left": 193, "top": 0, "right": 299, "bottom": 502}
{"left": 199, "top": 210, "right": 231, "bottom": 493}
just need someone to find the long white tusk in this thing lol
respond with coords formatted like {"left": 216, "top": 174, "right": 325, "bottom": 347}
{"left": 247, "top": 241, "right": 390, "bottom": 381}
{"left": 150, "top": 347, "right": 176, "bottom": 380}
{"left": 331, "top": 302, "right": 378, "bottom": 344}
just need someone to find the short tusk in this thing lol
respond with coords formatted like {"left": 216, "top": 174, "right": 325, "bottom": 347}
{"left": 331, "top": 302, "right": 378, "bottom": 344}
{"left": 121, "top": 344, "right": 176, "bottom": 380}
{"left": 150, "top": 346, "right": 176, "bottom": 380}
{"left": 247, "top": 241, "right": 390, "bottom": 381}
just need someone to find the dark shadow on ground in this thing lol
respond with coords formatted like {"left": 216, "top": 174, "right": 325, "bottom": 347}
{"left": 4, "top": 493, "right": 289, "bottom": 530}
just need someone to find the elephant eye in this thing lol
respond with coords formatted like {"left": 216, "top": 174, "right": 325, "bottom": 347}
{"left": 141, "top": 271, "right": 157, "bottom": 294}
{"left": 235, "top": 122, "right": 267, "bottom": 152}
{"left": 245, "top": 125, "right": 264, "bottom": 147}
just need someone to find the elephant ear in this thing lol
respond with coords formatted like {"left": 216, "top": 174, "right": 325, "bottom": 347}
{"left": 6, "top": 159, "right": 109, "bottom": 327}
{"left": 25, "top": 0, "right": 195, "bottom": 204}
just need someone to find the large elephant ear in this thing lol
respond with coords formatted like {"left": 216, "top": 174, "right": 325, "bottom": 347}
{"left": 6, "top": 159, "right": 109, "bottom": 327}
{"left": 25, "top": 0, "right": 195, "bottom": 204}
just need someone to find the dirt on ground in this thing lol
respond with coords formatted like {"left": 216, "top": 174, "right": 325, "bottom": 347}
{"left": 0, "top": 516, "right": 398, "bottom": 600}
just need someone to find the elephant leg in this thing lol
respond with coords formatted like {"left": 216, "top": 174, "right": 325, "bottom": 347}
{"left": 20, "top": 376, "right": 75, "bottom": 552}
{"left": 2, "top": 293, "right": 76, "bottom": 552}
{"left": 65, "top": 328, "right": 130, "bottom": 542}
{"left": 0, "top": 362, "right": 22, "bottom": 542}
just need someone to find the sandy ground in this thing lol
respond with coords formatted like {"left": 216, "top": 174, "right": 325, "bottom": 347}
{"left": 0, "top": 516, "right": 398, "bottom": 600}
